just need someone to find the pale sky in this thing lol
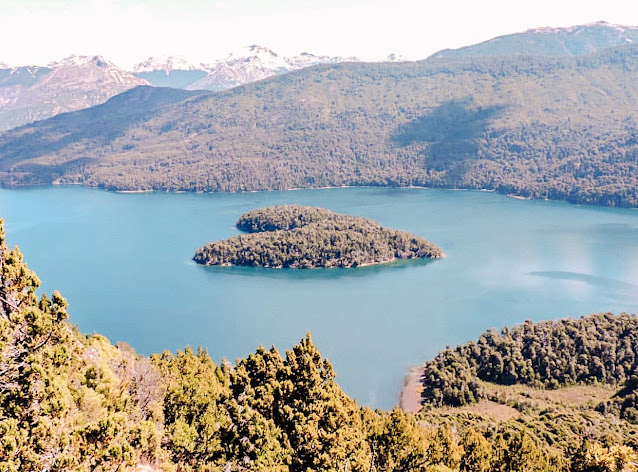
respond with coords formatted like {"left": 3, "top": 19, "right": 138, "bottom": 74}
{"left": 1, "top": 0, "right": 637, "bottom": 69}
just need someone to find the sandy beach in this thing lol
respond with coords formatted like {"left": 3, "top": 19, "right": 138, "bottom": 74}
{"left": 399, "top": 365, "right": 425, "bottom": 413}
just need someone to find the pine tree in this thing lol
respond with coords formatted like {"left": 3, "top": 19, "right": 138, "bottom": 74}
{"left": 460, "top": 428, "right": 494, "bottom": 472}
{"left": 371, "top": 408, "right": 430, "bottom": 471}
{"left": 0, "top": 218, "right": 71, "bottom": 471}
{"left": 153, "top": 346, "right": 231, "bottom": 470}
{"left": 276, "top": 333, "right": 371, "bottom": 472}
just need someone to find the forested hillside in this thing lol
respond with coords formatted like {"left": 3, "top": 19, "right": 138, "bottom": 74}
{"left": 0, "top": 86, "right": 209, "bottom": 186}
{"left": 419, "top": 313, "right": 638, "bottom": 410}
{"left": 0, "top": 46, "right": 636, "bottom": 206}
{"left": 194, "top": 205, "right": 443, "bottom": 268}
{"left": 1, "top": 219, "right": 638, "bottom": 470}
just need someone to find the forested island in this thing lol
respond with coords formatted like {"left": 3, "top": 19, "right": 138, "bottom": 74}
{"left": 1, "top": 219, "right": 638, "bottom": 471}
{"left": 193, "top": 205, "right": 443, "bottom": 268}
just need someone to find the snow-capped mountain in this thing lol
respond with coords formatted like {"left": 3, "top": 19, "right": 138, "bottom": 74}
{"left": 44, "top": 55, "right": 147, "bottom": 86}
{"left": 0, "top": 55, "right": 148, "bottom": 132}
{"left": 431, "top": 21, "right": 638, "bottom": 58}
{"left": 226, "top": 45, "right": 290, "bottom": 71}
{"left": 133, "top": 56, "right": 209, "bottom": 74}
{"left": 185, "top": 45, "right": 291, "bottom": 91}
{"left": 131, "top": 46, "right": 360, "bottom": 92}
{"left": 287, "top": 52, "right": 358, "bottom": 69}
{"left": 132, "top": 56, "right": 209, "bottom": 89}
{"left": 0, "top": 65, "right": 52, "bottom": 95}
{"left": 183, "top": 45, "right": 359, "bottom": 91}
{"left": 5, "top": 21, "right": 633, "bottom": 132}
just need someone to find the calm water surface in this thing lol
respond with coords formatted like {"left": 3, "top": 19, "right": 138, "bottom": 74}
{"left": 1, "top": 186, "right": 637, "bottom": 408}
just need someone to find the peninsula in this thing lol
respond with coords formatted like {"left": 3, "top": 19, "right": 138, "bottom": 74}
{"left": 193, "top": 205, "right": 443, "bottom": 268}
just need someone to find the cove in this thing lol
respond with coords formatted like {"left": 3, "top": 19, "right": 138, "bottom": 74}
{"left": 1, "top": 186, "right": 637, "bottom": 409}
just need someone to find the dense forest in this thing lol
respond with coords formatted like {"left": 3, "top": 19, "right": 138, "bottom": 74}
{"left": 419, "top": 313, "right": 638, "bottom": 420}
{"left": 2, "top": 220, "right": 638, "bottom": 470}
{"left": 0, "top": 46, "right": 636, "bottom": 206}
{"left": 193, "top": 205, "right": 443, "bottom": 268}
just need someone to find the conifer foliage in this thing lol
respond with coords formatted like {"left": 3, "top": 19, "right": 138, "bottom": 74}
{"left": 420, "top": 314, "right": 638, "bottom": 413}
{"left": 0, "top": 219, "right": 166, "bottom": 471}
{"left": 0, "top": 219, "right": 637, "bottom": 471}
{"left": 0, "top": 48, "right": 637, "bottom": 207}
{"left": 194, "top": 205, "right": 443, "bottom": 268}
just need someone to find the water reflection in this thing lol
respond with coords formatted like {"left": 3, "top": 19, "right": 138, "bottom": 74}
{"left": 195, "top": 256, "right": 441, "bottom": 280}
{"left": 529, "top": 271, "right": 638, "bottom": 298}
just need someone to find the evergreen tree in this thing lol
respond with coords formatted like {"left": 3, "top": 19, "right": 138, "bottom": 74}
{"left": 0, "top": 219, "right": 71, "bottom": 471}
{"left": 276, "top": 334, "right": 370, "bottom": 471}
{"left": 371, "top": 408, "right": 431, "bottom": 471}
{"left": 460, "top": 428, "right": 494, "bottom": 472}
{"left": 153, "top": 346, "right": 231, "bottom": 470}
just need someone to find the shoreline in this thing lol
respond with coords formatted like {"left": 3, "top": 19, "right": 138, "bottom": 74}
{"left": 399, "top": 364, "right": 425, "bottom": 413}
{"left": 115, "top": 189, "right": 154, "bottom": 194}
{"left": 196, "top": 252, "right": 444, "bottom": 269}
{"left": 2, "top": 182, "right": 631, "bottom": 210}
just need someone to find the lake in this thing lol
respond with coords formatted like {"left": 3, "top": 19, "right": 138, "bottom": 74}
{"left": 1, "top": 186, "right": 637, "bottom": 408}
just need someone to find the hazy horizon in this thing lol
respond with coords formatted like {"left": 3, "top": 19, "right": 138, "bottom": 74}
{"left": 1, "top": 0, "right": 637, "bottom": 69}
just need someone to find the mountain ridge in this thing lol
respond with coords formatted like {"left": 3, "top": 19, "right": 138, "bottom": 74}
{"left": 134, "top": 46, "right": 360, "bottom": 91}
{"left": 0, "top": 55, "right": 148, "bottom": 132}
{"left": 0, "top": 45, "right": 635, "bottom": 206}
{"left": 431, "top": 20, "right": 638, "bottom": 58}
{"left": 1, "top": 21, "right": 636, "bottom": 131}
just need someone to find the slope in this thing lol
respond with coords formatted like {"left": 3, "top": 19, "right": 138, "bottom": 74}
{"left": 0, "top": 46, "right": 636, "bottom": 206}
{"left": 431, "top": 21, "right": 638, "bottom": 58}
{"left": 2, "top": 218, "right": 637, "bottom": 471}
{"left": 0, "top": 86, "right": 210, "bottom": 185}
{"left": 0, "top": 56, "right": 149, "bottom": 132}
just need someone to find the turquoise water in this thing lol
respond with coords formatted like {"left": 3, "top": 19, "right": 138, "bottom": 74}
{"left": 1, "top": 186, "right": 637, "bottom": 408}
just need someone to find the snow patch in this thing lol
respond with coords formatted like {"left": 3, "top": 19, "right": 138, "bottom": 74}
{"left": 133, "top": 55, "right": 206, "bottom": 73}
{"left": 184, "top": 45, "right": 360, "bottom": 91}
{"left": 47, "top": 55, "right": 111, "bottom": 68}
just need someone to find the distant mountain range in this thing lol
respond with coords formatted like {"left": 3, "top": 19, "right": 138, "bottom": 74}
{"left": 0, "top": 22, "right": 637, "bottom": 207}
{"left": 0, "top": 47, "right": 358, "bottom": 131}
{"left": 1, "top": 22, "right": 635, "bottom": 133}
{"left": 132, "top": 45, "right": 359, "bottom": 91}
{"left": 0, "top": 44, "right": 635, "bottom": 206}
{"left": 131, "top": 56, "right": 210, "bottom": 89}
{"left": 0, "top": 56, "right": 148, "bottom": 132}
